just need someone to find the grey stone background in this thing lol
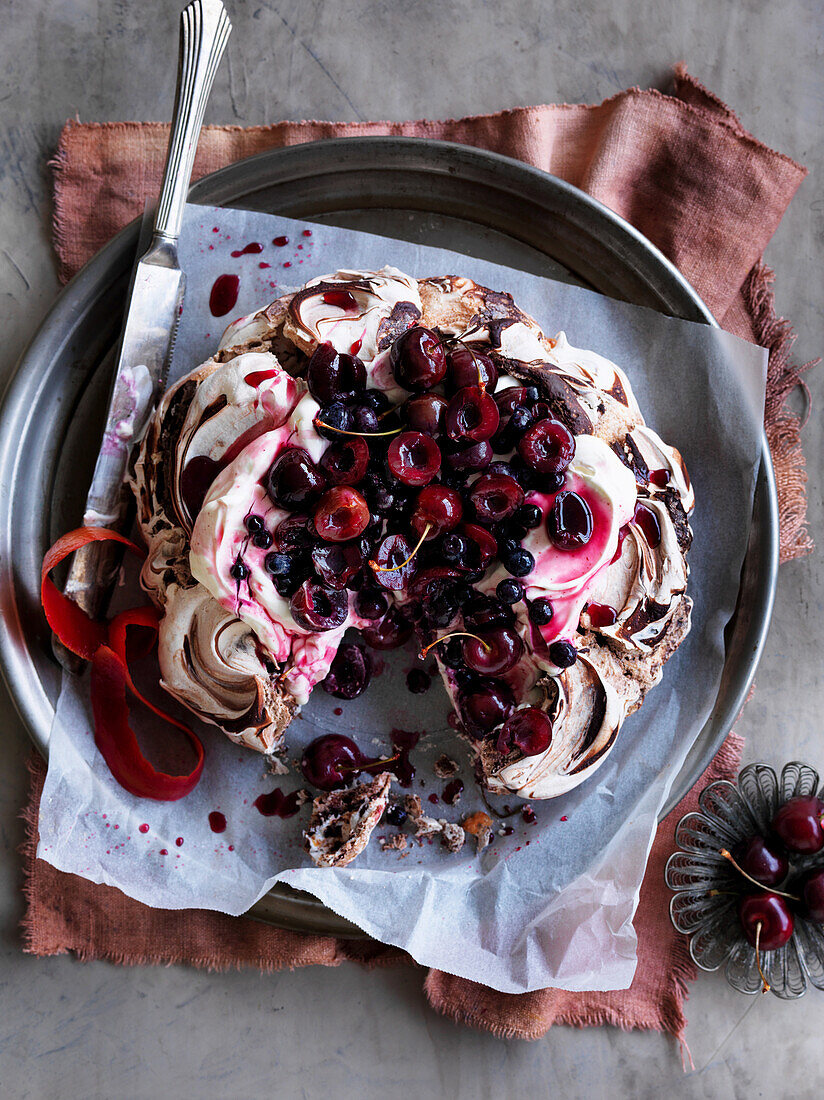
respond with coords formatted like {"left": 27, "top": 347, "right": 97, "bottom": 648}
{"left": 1, "top": 1, "right": 822, "bottom": 1096}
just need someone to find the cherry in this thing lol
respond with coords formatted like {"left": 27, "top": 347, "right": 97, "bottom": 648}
{"left": 738, "top": 893, "right": 794, "bottom": 950}
{"left": 290, "top": 579, "right": 348, "bottom": 631}
{"left": 468, "top": 473, "right": 525, "bottom": 524}
{"left": 548, "top": 491, "right": 593, "bottom": 550}
{"left": 495, "top": 386, "right": 539, "bottom": 418}
{"left": 274, "top": 512, "right": 316, "bottom": 552}
{"left": 460, "top": 680, "right": 515, "bottom": 735}
{"left": 354, "top": 587, "right": 389, "bottom": 620}
{"left": 300, "top": 734, "right": 363, "bottom": 790}
{"left": 446, "top": 387, "right": 500, "bottom": 443}
{"left": 252, "top": 529, "right": 272, "bottom": 549}
{"left": 267, "top": 448, "right": 326, "bottom": 510}
{"left": 370, "top": 533, "right": 418, "bottom": 590}
{"left": 314, "top": 486, "right": 370, "bottom": 542}
{"left": 549, "top": 640, "right": 577, "bottom": 668}
{"left": 442, "top": 533, "right": 470, "bottom": 565}
{"left": 772, "top": 796, "right": 824, "bottom": 854}
{"left": 403, "top": 393, "right": 448, "bottom": 435}
{"left": 359, "top": 606, "right": 414, "bottom": 649}
{"left": 319, "top": 436, "right": 369, "bottom": 485}
{"left": 446, "top": 347, "right": 498, "bottom": 393}
{"left": 314, "top": 402, "right": 353, "bottom": 440}
{"left": 732, "top": 836, "right": 789, "bottom": 887}
{"left": 349, "top": 404, "right": 380, "bottom": 434}
{"left": 457, "top": 523, "right": 498, "bottom": 569}
{"left": 411, "top": 485, "right": 463, "bottom": 540}
{"left": 443, "top": 438, "right": 493, "bottom": 473}
{"left": 462, "top": 627, "right": 523, "bottom": 675}
{"left": 463, "top": 593, "right": 514, "bottom": 632}
{"left": 307, "top": 342, "right": 366, "bottom": 404}
{"left": 322, "top": 641, "right": 372, "bottom": 699}
{"left": 496, "top": 707, "right": 553, "bottom": 757}
{"left": 387, "top": 431, "right": 441, "bottom": 486}
{"left": 799, "top": 868, "right": 824, "bottom": 923}
{"left": 390, "top": 326, "right": 447, "bottom": 391}
{"left": 496, "top": 578, "right": 523, "bottom": 605}
{"left": 527, "top": 597, "right": 554, "bottom": 626}
{"left": 311, "top": 542, "right": 364, "bottom": 589}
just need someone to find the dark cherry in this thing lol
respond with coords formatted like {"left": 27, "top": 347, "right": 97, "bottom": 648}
{"left": 322, "top": 641, "right": 372, "bottom": 699}
{"left": 460, "top": 680, "right": 515, "bottom": 735}
{"left": 442, "top": 438, "right": 493, "bottom": 473}
{"left": 548, "top": 491, "right": 593, "bottom": 550}
{"left": 354, "top": 587, "right": 389, "bottom": 620}
{"left": 360, "top": 390, "right": 392, "bottom": 414}
{"left": 496, "top": 707, "right": 553, "bottom": 757}
{"left": 390, "top": 326, "right": 447, "bottom": 391}
{"left": 267, "top": 448, "right": 326, "bottom": 510}
{"left": 314, "top": 486, "right": 370, "bottom": 542}
{"left": 738, "top": 893, "right": 794, "bottom": 950}
{"left": 462, "top": 627, "right": 523, "bottom": 675}
{"left": 446, "top": 347, "right": 498, "bottom": 393}
{"left": 549, "top": 640, "right": 577, "bottom": 668}
{"left": 274, "top": 512, "right": 316, "bottom": 552}
{"left": 411, "top": 485, "right": 463, "bottom": 539}
{"left": 799, "top": 868, "right": 824, "bottom": 923}
{"left": 307, "top": 342, "right": 366, "bottom": 404}
{"left": 311, "top": 542, "right": 364, "bottom": 589}
{"left": 319, "top": 436, "right": 370, "bottom": 486}
{"left": 528, "top": 597, "right": 554, "bottom": 626}
{"left": 732, "top": 836, "right": 789, "bottom": 887}
{"left": 359, "top": 606, "right": 414, "bottom": 649}
{"left": 314, "top": 401, "right": 353, "bottom": 440}
{"left": 300, "top": 734, "right": 363, "bottom": 790}
{"left": 370, "top": 533, "right": 418, "bottom": 590}
{"left": 633, "top": 501, "right": 662, "bottom": 549}
{"left": 289, "top": 579, "right": 348, "bottom": 632}
{"left": 771, "top": 796, "right": 824, "bottom": 854}
{"left": 387, "top": 431, "right": 441, "bottom": 486}
{"left": 403, "top": 393, "right": 448, "bottom": 435}
{"left": 458, "top": 523, "right": 498, "bottom": 570}
{"left": 440, "top": 637, "right": 465, "bottom": 670}
{"left": 496, "top": 578, "right": 523, "bottom": 605}
{"left": 446, "top": 386, "right": 500, "bottom": 443}
{"left": 468, "top": 472, "right": 525, "bottom": 524}
{"left": 495, "top": 386, "right": 540, "bottom": 418}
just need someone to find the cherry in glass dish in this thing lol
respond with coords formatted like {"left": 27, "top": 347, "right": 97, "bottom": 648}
{"left": 665, "top": 761, "right": 824, "bottom": 999}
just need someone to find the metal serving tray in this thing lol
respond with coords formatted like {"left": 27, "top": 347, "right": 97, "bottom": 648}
{"left": 0, "top": 138, "right": 778, "bottom": 938}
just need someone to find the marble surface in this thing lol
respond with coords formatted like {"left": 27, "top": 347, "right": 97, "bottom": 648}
{"left": 1, "top": 1, "right": 822, "bottom": 1096}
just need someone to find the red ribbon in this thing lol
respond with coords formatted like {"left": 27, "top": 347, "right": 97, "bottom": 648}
{"left": 41, "top": 527, "right": 204, "bottom": 801}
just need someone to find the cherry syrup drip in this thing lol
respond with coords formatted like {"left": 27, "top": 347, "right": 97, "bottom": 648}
{"left": 633, "top": 501, "right": 662, "bottom": 548}
{"left": 442, "top": 778, "right": 464, "bottom": 805}
{"left": 138, "top": 823, "right": 150, "bottom": 834}
{"left": 259, "top": 262, "right": 271, "bottom": 269}
{"left": 428, "top": 793, "right": 440, "bottom": 804}
{"left": 230, "top": 242, "right": 263, "bottom": 258}
{"left": 244, "top": 368, "right": 279, "bottom": 388}
{"left": 611, "top": 524, "right": 629, "bottom": 564}
{"left": 302, "top": 229, "right": 312, "bottom": 237}
{"left": 159, "top": 849, "right": 169, "bottom": 856}
{"left": 209, "top": 273, "right": 240, "bottom": 317}
{"left": 384, "top": 728, "right": 420, "bottom": 787}
{"left": 253, "top": 788, "right": 302, "bottom": 818}
{"left": 322, "top": 289, "right": 358, "bottom": 312}
{"left": 273, "top": 235, "right": 289, "bottom": 247}
{"left": 208, "top": 811, "right": 227, "bottom": 833}
{"left": 350, "top": 337, "right": 363, "bottom": 355}
{"left": 175, "top": 837, "right": 184, "bottom": 847}
{"left": 587, "top": 601, "right": 618, "bottom": 628}
{"left": 522, "top": 805, "right": 537, "bottom": 825}
{"left": 649, "top": 468, "right": 671, "bottom": 488}
{"left": 180, "top": 455, "right": 223, "bottom": 520}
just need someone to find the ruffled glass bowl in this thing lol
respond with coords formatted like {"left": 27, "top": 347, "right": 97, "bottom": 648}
{"left": 665, "top": 761, "right": 824, "bottom": 999}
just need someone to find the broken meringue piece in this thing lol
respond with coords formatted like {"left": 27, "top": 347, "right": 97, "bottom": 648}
{"left": 305, "top": 773, "right": 392, "bottom": 867}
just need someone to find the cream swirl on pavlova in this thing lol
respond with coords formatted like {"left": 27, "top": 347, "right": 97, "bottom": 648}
{"left": 130, "top": 266, "right": 693, "bottom": 801}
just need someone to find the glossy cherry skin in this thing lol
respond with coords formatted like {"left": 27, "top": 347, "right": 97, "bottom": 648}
{"left": 456, "top": 523, "right": 498, "bottom": 570}
{"left": 799, "top": 868, "right": 824, "bottom": 923}
{"left": 319, "top": 436, "right": 369, "bottom": 485}
{"left": 459, "top": 680, "right": 515, "bottom": 735}
{"left": 403, "top": 393, "right": 448, "bottom": 435}
{"left": 267, "top": 447, "right": 326, "bottom": 510}
{"left": 354, "top": 586, "right": 389, "bottom": 620}
{"left": 547, "top": 491, "right": 593, "bottom": 550}
{"left": 359, "top": 606, "right": 414, "bottom": 649}
{"left": 411, "top": 485, "right": 463, "bottom": 540}
{"left": 311, "top": 542, "right": 365, "bottom": 589}
{"left": 289, "top": 579, "right": 348, "bottom": 631}
{"left": 370, "top": 533, "right": 418, "bottom": 591}
{"left": 771, "top": 796, "right": 824, "bottom": 854}
{"left": 300, "top": 734, "right": 363, "bottom": 790}
{"left": 274, "top": 512, "right": 317, "bottom": 552}
{"left": 518, "top": 418, "right": 576, "bottom": 474}
{"left": 462, "top": 627, "right": 523, "bottom": 675}
{"left": 322, "top": 641, "right": 372, "bottom": 699}
{"left": 442, "top": 438, "right": 493, "bottom": 473}
{"left": 445, "top": 386, "right": 500, "bottom": 443}
{"left": 313, "top": 486, "right": 370, "bottom": 542}
{"left": 446, "top": 347, "right": 498, "bottom": 393}
{"left": 468, "top": 472, "right": 525, "bottom": 524}
{"left": 387, "top": 431, "right": 441, "bottom": 486}
{"left": 306, "top": 342, "right": 366, "bottom": 404}
{"left": 496, "top": 707, "right": 553, "bottom": 758}
{"left": 390, "top": 326, "right": 447, "bottom": 391}
{"left": 733, "top": 836, "right": 789, "bottom": 887}
{"left": 738, "top": 893, "right": 794, "bottom": 951}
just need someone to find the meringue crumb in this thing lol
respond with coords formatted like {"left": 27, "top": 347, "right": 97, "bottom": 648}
{"left": 433, "top": 754, "right": 459, "bottom": 778}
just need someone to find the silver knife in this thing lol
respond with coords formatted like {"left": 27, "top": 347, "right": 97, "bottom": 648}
{"left": 57, "top": 0, "right": 231, "bottom": 663}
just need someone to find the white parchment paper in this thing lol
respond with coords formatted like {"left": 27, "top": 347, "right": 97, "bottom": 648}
{"left": 37, "top": 203, "right": 767, "bottom": 993}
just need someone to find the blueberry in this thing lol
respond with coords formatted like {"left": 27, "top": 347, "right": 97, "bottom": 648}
{"left": 316, "top": 402, "right": 353, "bottom": 440}
{"left": 229, "top": 557, "right": 249, "bottom": 580}
{"left": 351, "top": 405, "right": 379, "bottom": 434}
{"left": 245, "top": 514, "right": 264, "bottom": 533}
{"left": 515, "top": 503, "right": 542, "bottom": 529}
{"left": 360, "top": 390, "right": 391, "bottom": 414}
{"left": 549, "top": 640, "right": 577, "bottom": 668}
{"left": 527, "top": 597, "right": 554, "bottom": 626}
{"left": 386, "top": 804, "right": 407, "bottom": 826}
{"left": 442, "top": 533, "right": 469, "bottom": 563}
{"left": 510, "top": 405, "right": 532, "bottom": 433}
{"left": 503, "top": 547, "right": 534, "bottom": 578}
{"left": 253, "top": 530, "right": 273, "bottom": 549}
{"left": 264, "top": 552, "right": 292, "bottom": 576}
{"left": 496, "top": 578, "right": 523, "bottom": 605}
{"left": 441, "top": 638, "right": 465, "bottom": 669}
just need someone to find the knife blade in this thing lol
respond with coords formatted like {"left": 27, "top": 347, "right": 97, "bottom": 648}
{"left": 56, "top": 0, "right": 231, "bottom": 659}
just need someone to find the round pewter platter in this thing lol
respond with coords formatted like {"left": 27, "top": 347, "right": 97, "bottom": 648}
{"left": 0, "top": 138, "right": 778, "bottom": 939}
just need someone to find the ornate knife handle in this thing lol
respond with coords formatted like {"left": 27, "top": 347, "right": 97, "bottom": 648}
{"left": 153, "top": 0, "right": 232, "bottom": 245}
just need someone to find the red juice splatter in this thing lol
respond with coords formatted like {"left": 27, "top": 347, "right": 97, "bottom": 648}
{"left": 209, "top": 273, "right": 240, "bottom": 317}
{"left": 442, "top": 779, "right": 464, "bottom": 805}
{"left": 273, "top": 235, "right": 289, "bottom": 247}
{"left": 502, "top": 825, "right": 514, "bottom": 836}
{"left": 230, "top": 242, "right": 263, "bottom": 258}
{"left": 633, "top": 501, "right": 661, "bottom": 548}
{"left": 209, "top": 811, "right": 227, "bottom": 833}
{"left": 650, "top": 468, "right": 671, "bottom": 488}
{"left": 322, "top": 289, "right": 358, "bottom": 311}
{"left": 560, "top": 815, "right": 568, "bottom": 822}
{"left": 587, "top": 602, "right": 617, "bottom": 628}
{"left": 259, "top": 262, "right": 271, "bottom": 269}
{"left": 283, "top": 261, "right": 292, "bottom": 269}
{"left": 212, "top": 226, "right": 220, "bottom": 233}
{"left": 522, "top": 805, "right": 537, "bottom": 825}
{"left": 228, "top": 845, "right": 235, "bottom": 852}
{"left": 302, "top": 229, "right": 312, "bottom": 237}
{"left": 428, "top": 793, "right": 439, "bottom": 804}
{"left": 138, "top": 823, "right": 150, "bottom": 834}
{"left": 244, "top": 368, "right": 279, "bottom": 388}
{"left": 333, "top": 707, "right": 342, "bottom": 716}
{"left": 175, "top": 837, "right": 184, "bottom": 847}
{"left": 253, "top": 788, "right": 302, "bottom": 818}
{"left": 297, "top": 244, "right": 303, "bottom": 251}
{"left": 159, "top": 849, "right": 168, "bottom": 856}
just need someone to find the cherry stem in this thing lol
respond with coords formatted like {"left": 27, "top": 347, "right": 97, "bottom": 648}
{"left": 720, "top": 848, "right": 799, "bottom": 901}
{"left": 755, "top": 921, "right": 770, "bottom": 994}
{"left": 313, "top": 419, "right": 402, "bottom": 438}
{"left": 340, "top": 752, "right": 399, "bottom": 774}
{"left": 419, "top": 630, "right": 491, "bottom": 659}
{"left": 369, "top": 524, "right": 431, "bottom": 574}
